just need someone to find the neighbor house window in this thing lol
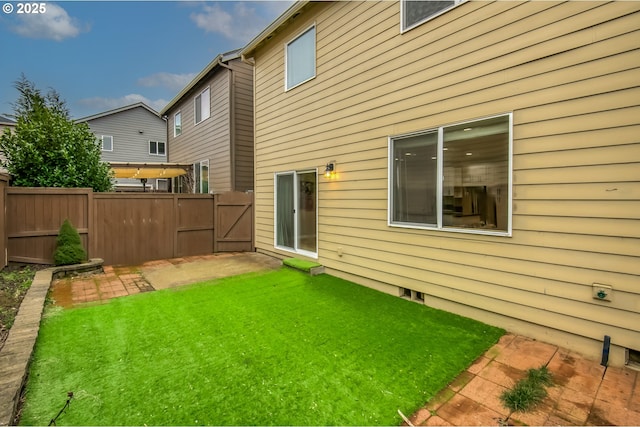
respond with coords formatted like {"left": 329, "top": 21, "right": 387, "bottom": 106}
{"left": 194, "top": 88, "right": 210, "bottom": 124}
{"left": 174, "top": 112, "right": 181, "bottom": 137}
{"left": 401, "top": 0, "right": 463, "bottom": 32}
{"left": 285, "top": 25, "right": 316, "bottom": 90}
{"left": 389, "top": 113, "right": 512, "bottom": 235}
{"left": 149, "top": 141, "right": 166, "bottom": 156}
{"left": 101, "top": 135, "right": 113, "bottom": 151}
{"left": 193, "top": 160, "right": 209, "bottom": 193}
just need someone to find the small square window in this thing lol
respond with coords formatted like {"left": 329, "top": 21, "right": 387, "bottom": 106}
{"left": 285, "top": 25, "right": 316, "bottom": 90}
{"left": 149, "top": 141, "right": 166, "bottom": 156}
{"left": 401, "top": 0, "right": 462, "bottom": 32}
{"left": 101, "top": 135, "right": 113, "bottom": 151}
{"left": 195, "top": 88, "right": 210, "bottom": 124}
{"left": 174, "top": 112, "right": 182, "bottom": 137}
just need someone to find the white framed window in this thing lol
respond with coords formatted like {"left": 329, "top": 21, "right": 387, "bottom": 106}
{"left": 101, "top": 135, "right": 113, "bottom": 151}
{"left": 156, "top": 179, "right": 169, "bottom": 192}
{"left": 174, "top": 112, "right": 182, "bottom": 137}
{"left": 149, "top": 141, "right": 166, "bottom": 156}
{"left": 401, "top": 0, "right": 463, "bottom": 32}
{"left": 193, "top": 159, "right": 209, "bottom": 193}
{"left": 389, "top": 113, "right": 512, "bottom": 236}
{"left": 285, "top": 24, "right": 316, "bottom": 91}
{"left": 194, "top": 87, "right": 211, "bottom": 124}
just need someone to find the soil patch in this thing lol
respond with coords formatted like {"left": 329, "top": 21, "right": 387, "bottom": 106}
{"left": 0, "top": 262, "right": 50, "bottom": 351}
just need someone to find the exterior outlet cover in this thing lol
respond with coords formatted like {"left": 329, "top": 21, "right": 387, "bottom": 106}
{"left": 592, "top": 284, "right": 612, "bottom": 302}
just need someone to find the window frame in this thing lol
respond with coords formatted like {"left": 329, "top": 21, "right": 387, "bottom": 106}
{"left": 148, "top": 140, "right": 166, "bottom": 156}
{"left": 194, "top": 87, "right": 211, "bottom": 125}
{"left": 193, "top": 159, "right": 209, "bottom": 193}
{"left": 174, "top": 111, "right": 182, "bottom": 137}
{"left": 284, "top": 24, "right": 317, "bottom": 91}
{"left": 400, "top": 0, "right": 464, "bottom": 33}
{"left": 388, "top": 113, "right": 513, "bottom": 237}
{"left": 101, "top": 135, "right": 113, "bottom": 152}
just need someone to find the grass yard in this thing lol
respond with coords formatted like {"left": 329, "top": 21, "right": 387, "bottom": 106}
{"left": 20, "top": 268, "right": 504, "bottom": 426}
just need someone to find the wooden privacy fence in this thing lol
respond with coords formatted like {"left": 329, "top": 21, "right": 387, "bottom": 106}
{"left": 5, "top": 187, "right": 254, "bottom": 266}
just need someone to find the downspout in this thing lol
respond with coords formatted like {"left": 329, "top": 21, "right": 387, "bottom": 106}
{"left": 217, "top": 58, "right": 236, "bottom": 192}
{"left": 241, "top": 54, "right": 256, "bottom": 194}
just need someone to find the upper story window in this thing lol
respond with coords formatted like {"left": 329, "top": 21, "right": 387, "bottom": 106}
{"left": 401, "top": 0, "right": 463, "bottom": 32}
{"left": 149, "top": 141, "right": 166, "bottom": 156}
{"left": 389, "top": 114, "right": 512, "bottom": 236}
{"left": 101, "top": 135, "right": 113, "bottom": 151}
{"left": 285, "top": 24, "right": 316, "bottom": 91}
{"left": 194, "top": 87, "right": 210, "bottom": 124}
{"left": 174, "top": 112, "right": 182, "bottom": 137}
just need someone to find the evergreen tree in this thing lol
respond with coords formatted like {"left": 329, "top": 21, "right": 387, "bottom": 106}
{"left": 53, "top": 219, "right": 87, "bottom": 266}
{"left": 0, "top": 75, "right": 113, "bottom": 191}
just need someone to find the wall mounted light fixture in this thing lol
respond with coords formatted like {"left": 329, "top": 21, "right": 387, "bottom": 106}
{"left": 324, "top": 161, "right": 336, "bottom": 179}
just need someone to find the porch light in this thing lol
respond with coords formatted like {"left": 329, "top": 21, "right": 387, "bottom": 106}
{"left": 324, "top": 161, "right": 336, "bottom": 179}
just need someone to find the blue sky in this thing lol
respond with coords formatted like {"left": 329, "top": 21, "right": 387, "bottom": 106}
{"left": 0, "top": 1, "right": 293, "bottom": 119}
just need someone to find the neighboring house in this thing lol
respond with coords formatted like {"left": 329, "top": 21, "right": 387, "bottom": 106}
{"left": 160, "top": 49, "right": 254, "bottom": 194}
{"left": 0, "top": 115, "right": 15, "bottom": 133}
{"left": 241, "top": 1, "right": 640, "bottom": 367}
{"left": 0, "top": 115, "right": 15, "bottom": 173}
{"left": 78, "top": 103, "right": 170, "bottom": 191}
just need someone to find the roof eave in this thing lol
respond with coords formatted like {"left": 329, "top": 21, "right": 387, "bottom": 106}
{"left": 159, "top": 49, "right": 241, "bottom": 116}
{"left": 77, "top": 102, "right": 160, "bottom": 123}
{"left": 240, "top": 1, "right": 310, "bottom": 59}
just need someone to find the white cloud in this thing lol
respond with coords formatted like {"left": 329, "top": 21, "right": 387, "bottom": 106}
{"left": 78, "top": 94, "right": 169, "bottom": 115}
{"left": 11, "top": 3, "right": 85, "bottom": 41}
{"left": 190, "top": 1, "right": 293, "bottom": 44}
{"left": 137, "top": 72, "right": 197, "bottom": 92}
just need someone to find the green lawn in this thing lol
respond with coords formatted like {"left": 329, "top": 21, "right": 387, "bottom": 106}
{"left": 21, "top": 268, "right": 504, "bottom": 426}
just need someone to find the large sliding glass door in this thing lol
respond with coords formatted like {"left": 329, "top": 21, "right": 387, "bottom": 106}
{"left": 275, "top": 171, "right": 317, "bottom": 256}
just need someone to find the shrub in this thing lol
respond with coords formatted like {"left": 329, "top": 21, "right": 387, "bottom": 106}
{"left": 501, "top": 365, "right": 553, "bottom": 414}
{"left": 53, "top": 219, "right": 87, "bottom": 266}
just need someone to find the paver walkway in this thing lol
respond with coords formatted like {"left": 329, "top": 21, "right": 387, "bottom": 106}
{"left": 48, "top": 253, "right": 640, "bottom": 426}
{"left": 408, "top": 334, "right": 640, "bottom": 426}
{"left": 50, "top": 252, "right": 281, "bottom": 307}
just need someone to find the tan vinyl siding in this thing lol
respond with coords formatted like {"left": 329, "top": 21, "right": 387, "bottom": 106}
{"left": 251, "top": 0, "right": 640, "bottom": 365}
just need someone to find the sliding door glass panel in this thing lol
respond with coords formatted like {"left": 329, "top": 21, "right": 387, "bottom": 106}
{"left": 276, "top": 174, "right": 295, "bottom": 249}
{"left": 296, "top": 172, "right": 317, "bottom": 253}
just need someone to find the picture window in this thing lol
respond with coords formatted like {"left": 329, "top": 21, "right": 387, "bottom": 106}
{"left": 389, "top": 114, "right": 512, "bottom": 235}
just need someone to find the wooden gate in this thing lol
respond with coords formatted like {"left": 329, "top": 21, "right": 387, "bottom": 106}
{"left": 214, "top": 192, "right": 254, "bottom": 252}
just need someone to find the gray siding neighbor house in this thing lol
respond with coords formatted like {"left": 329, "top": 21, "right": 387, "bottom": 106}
{"left": 0, "top": 115, "right": 16, "bottom": 173}
{"left": 78, "top": 103, "right": 169, "bottom": 191}
{"left": 160, "top": 49, "right": 254, "bottom": 194}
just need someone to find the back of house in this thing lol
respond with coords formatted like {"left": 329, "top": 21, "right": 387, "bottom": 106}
{"left": 242, "top": 1, "right": 640, "bottom": 367}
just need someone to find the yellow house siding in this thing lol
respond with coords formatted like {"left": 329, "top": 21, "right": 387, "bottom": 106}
{"left": 250, "top": 1, "right": 640, "bottom": 364}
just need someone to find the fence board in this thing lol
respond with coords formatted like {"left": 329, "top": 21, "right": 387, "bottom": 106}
{"left": 6, "top": 187, "right": 91, "bottom": 265}
{"left": 176, "top": 195, "right": 215, "bottom": 257}
{"left": 0, "top": 174, "right": 8, "bottom": 267}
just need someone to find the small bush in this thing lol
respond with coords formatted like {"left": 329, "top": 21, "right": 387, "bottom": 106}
{"left": 501, "top": 365, "right": 553, "bottom": 414}
{"left": 53, "top": 219, "right": 87, "bottom": 266}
